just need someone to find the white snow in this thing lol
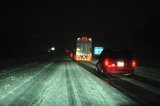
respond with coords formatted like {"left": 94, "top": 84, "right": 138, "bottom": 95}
{"left": 0, "top": 57, "right": 136, "bottom": 106}
{"left": 135, "top": 66, "right": 160, "bottom": 81}
{"left": 0, "top": 62, "right": 53, "bottom": 105}
{"left": 39, "top": 60, "right": 136, "bottom": 106}
{"left": 80, "top": 59, "right": 160, "bottom": 99}
{"left": 90, "top": 59, "right": 160, "bottom": 81}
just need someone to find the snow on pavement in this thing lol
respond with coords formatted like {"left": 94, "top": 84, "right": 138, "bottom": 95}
{"left": 90, "top": 59, "right": 160, "bottom": 81}
{"left": 0, "top": 61, "right": 53, "bottom": 106}
{"left": 0, "top": 57, "right": 136, "bottom": 106}
{"left": 39, "top": 59, "right": 136, "bottom": 106}
{"left": 135, "top": 67, "right": 160, "bottom": 81}
{"left": 80, "top": 60, "right": 160, "bottom": 102}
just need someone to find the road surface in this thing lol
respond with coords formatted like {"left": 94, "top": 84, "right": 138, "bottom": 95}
{"left": 0, "top": 56, "right": 159, "bottom": 106}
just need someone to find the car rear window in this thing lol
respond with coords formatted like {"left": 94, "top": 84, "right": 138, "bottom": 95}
{"left": 108, "top": 50, "right": 132, "bottom": 60}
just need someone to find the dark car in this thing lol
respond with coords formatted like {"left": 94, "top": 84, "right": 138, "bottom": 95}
{"left": 96, "top": 49, "right": 137, "bottom": 75}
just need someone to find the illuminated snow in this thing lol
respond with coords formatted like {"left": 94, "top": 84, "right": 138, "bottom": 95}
{"left": 0, "top": 58, "right": 136, "bottom": 106}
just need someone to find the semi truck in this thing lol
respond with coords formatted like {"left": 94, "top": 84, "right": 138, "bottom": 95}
{"left": 75, "top": 36, "right": 92, "bottom": 61}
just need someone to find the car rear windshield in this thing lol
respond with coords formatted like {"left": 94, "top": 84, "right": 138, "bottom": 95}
{"left": 108, "top": 50, "right": 132, "bottom": 60}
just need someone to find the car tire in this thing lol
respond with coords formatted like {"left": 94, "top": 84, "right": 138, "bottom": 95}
{"left": 96, "top": 63, "right": 104, "bottom": 75}
{"left": 129, "top": 71, "right": 135, "bottom": 77}
{"left": 124, "top": 71, "right": 135, "bottom": 77}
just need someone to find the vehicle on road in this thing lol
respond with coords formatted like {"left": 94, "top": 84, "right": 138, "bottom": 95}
{"left": 75, "top": 36, "right": 92, "bottom": 61}
{"left": 96, "top": 48, "right": 137, "bottom": 75}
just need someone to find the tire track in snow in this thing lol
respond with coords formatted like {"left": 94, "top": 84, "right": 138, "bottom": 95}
{"left": 36, "top": 61, "right": 69, "bottom": 106}
{"left": 65, "top": 62, "right": 77, "bottom": 106}
{"left": 74, "top": 62, "right": 136, "bottom": 106}
{"left": 10, "top": 61, "right": 58, "bottom": 106}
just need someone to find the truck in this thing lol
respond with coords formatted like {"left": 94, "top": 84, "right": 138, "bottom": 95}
{"left": 75, "top": 36, "right": 92, "bottom": 61}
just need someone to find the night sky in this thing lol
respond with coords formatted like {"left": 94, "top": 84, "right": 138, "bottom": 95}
{"left": 0, "top": 1, "right": 160, "bottom": 61}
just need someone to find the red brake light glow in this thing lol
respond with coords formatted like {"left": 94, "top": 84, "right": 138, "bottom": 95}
{"left": 108, "top": 63, "right": 116, "bottom": 67}
{"left": 82, "top": 36, "right": 88, "bottom": 40}
{"left": 104, "top": 59, "right": 116, "bottom": 68}
{"left": 131, "top": 60, "right": 137, "bottom": 68}
{"left": 104, "top": 59, "right": 109, "bottom": 67}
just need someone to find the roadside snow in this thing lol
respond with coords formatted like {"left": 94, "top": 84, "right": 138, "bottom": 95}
{"left": 90, "top": 59, "right": 160, "bottom": 81}
{"left": 135, "top": 67, "right": 160, "bottom": 81}
{"left": 0, "top": 62, "right": 53, "bottom": 105}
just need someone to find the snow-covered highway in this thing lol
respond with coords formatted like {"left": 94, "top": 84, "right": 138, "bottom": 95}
{"left": 0, "top": 57, "right": 159, "bottom": 106}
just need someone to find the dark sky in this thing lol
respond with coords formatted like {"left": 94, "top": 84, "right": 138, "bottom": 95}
{"left": 0, "top": 1, "right": 160, "bottom": 61}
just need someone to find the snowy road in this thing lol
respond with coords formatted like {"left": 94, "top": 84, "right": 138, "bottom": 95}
{"left": 79, "top": 60, "right": 160, "bottom": 106}
{"left": 0, "top": 57, "right": 159, "bottom": 106}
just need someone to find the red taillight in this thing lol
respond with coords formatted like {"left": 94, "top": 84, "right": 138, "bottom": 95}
{"left": 104, "top": 59, "right": 109, "bottom": 67}
{"left": 131, "top": 60, "right": 137, "bottom": 68}
{"left": 104, "top": 59, "right": 116, "bottom": 68}
{"left": 108, "top": 63, "right": 116, "bottom": 67}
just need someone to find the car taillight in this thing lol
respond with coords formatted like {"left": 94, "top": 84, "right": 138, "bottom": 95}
{"left": 104, "top": 59, "right": 116, "bottom": 68}
{"left": 131, "top": 60, "right": 137, "bottom": 68}
{"left": 108, "top": 63, "right": 116, "bottom": 67}
{"left": 104, "top": 59, "right": 109, "bottom": 67}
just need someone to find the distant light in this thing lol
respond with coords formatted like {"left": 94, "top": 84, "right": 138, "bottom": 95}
{"left": 88, "top": 38, "right": 92, "bottom": 41}
{"left": 51, "top": 47, "right": 55, "bottom": 51}
{"left": 77, "top": 38, "right": 80, "bottom": 41}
